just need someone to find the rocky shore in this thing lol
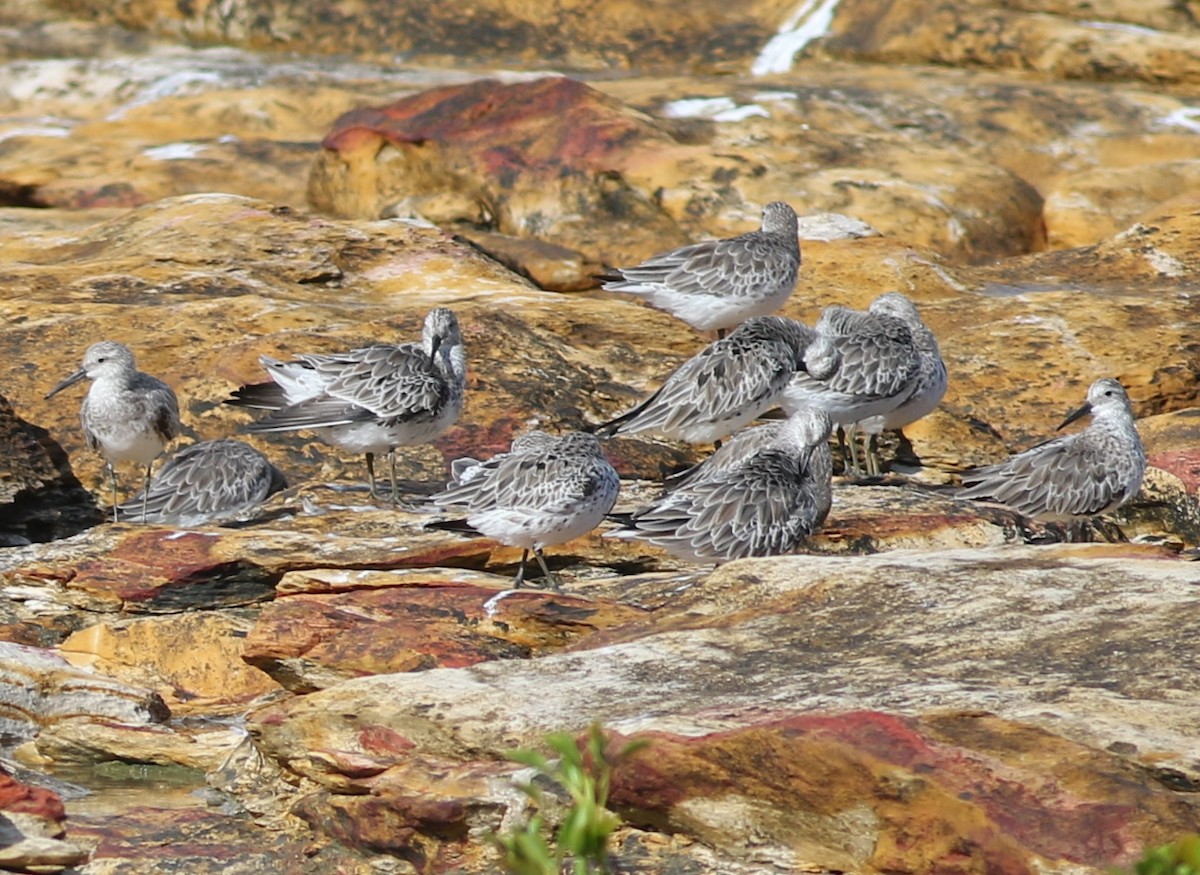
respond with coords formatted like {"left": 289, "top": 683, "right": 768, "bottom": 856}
{"left": 1, "top": 0, "right": 1199, "bottom": 872}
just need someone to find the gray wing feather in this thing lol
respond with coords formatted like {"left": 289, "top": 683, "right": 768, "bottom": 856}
{"left": 434, "top": 435, "right": 613, "bottom": 516}
{"left": 628, "top": 451, "right": 817, "bottom": 561}
{"left": 804, "top": 307, "right": 919, "bottom": 397}
{"left": 116, "top": 440, "right": 285, "bottom": 524}
{"left": 958, "top": 434, "right": 1125, "bottom": 518}
{"left": 598, "top": 328, "right": 799, "bottom": 437}
{"left": 129, "top": 373, "right": 181, "bottom": 442}
{"left": 245, "top": 343, "right": 450, "bottom": 431}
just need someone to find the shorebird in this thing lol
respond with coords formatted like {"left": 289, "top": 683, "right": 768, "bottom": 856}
{"left": 858, "top": 295, "right": 947, "bottom": 470}
{"left": 427, "top": 430, "right": 620, "bottom": 588}
{"left": 590, "top": 315, "right": 816, "bottom": 445}
{"left": 781, "top": 292, "right": 924, "bottom": 475}
{"left": 956, "top": 378, "right": 1145, "bottom": 536}
{"left": 607, "top": 406, "right": 833, "bottom": 563}
{"left": 115, "top": 438, "right": 287, "bottom": 526}
{"left": 599, "top": 201, "right": 801, "bottom": 337}
{"left": 46, "top": 340, "right": 181, "bottom": 523}
{"left": 228, "top": 307, "right": 466, "bottom": 506}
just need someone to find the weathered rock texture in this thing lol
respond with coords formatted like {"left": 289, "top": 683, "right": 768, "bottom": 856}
{"left": 49, "top": 0, "right": 787, "bottom": 71}
{"left": 2, "top": 3, "right": 1200, "bottom": 873}
{"left": 248, "top": 545, "right": 1200, "bottom": 871}
{"left": 309, "top": 74, "right": 1046, "bottom": 265}
{"left": 0, "top": 393, "right": 99, "bottom": 545}
{"left": 0, "top": 766, "right": 87, "bottom": 873}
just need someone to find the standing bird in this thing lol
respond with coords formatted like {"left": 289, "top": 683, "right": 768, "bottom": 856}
{"left": 427, "top": 431, "right": 620, "bottom": 588}
{"left": 956, "top": 378, "right": 1145, "bottom": 534}
{"left": 590, "top": 316, "right": 817, "bottom": 445}
{"left": 45, "top": 340, "right": 181, "bottom": 523}
{"left": 858, "top": 296, "right": 948, "bottom": 469}
{"left": 115, "top": 439, "right": 287, "bottom": 527}
{"left": 599, "top": 201, "right": 801, "bottom": 337}
{"left": 607, "top": 407, "right": 833, "bottom": 564}
{"left": 781, "top": 292, "right": 923, "bottom": 475}
{"left": 227, "top": 307, "right": 466, "bottom": 506}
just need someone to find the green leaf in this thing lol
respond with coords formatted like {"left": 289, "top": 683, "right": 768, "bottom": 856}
{"left": 508, "top": 749, "right": 551, "bottom": 770}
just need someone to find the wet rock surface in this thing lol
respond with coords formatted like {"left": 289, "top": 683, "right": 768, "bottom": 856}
{"left": 1, "top": 0, "right": 1199, "bottom": 872}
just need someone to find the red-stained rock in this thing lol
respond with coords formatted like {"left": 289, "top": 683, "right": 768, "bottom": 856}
{"left": 69, "top": 805, "right": 378, "bottom": 874}
{"left": 308, "top": 77, "right": 690, "bottom": 264}
{"left": 243, "top": 569, "right": 648, "bottom": 691}
{"left": 0, "top": 766, "right": 88, "bottom": 873}
{"left": 604, "top": 711, "right": 1188, "bottom": 871}
{"left": 0, "top": 770, "right": 66, "bottom": 822}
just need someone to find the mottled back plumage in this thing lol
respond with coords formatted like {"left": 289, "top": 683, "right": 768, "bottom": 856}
{"left": 861, "top": 293, "right": 947, "bottom": 433}
{"left": 592, "top": 316, "right": 815, "bottom": 444}
{"left": 957, "top": 378, "right": 1145, "bottom": 522}
{"left": 429, "top": 431, "right": 620, "bottom": 587}
{"left": 115, "top": 438, "right": 287, "bottom": 526}
{"left": 782, "top": 293, "right": 922, "bottom": 427}
{"left": 227, "top": 307, "right": 466, "bottom": 502}
{"left": 608, "top": 407, "right": 833, "bottom": 563}
{"left": 600, "top": 202, "right": 801, "bottom": 333}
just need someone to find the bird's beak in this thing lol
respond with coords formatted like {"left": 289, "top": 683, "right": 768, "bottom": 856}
{"left": 1056, "top": 400, "right": 1092, "bottom": 431}
{"left": 429, "top": 335, "right": 443, "bottom": 357}
{"left": 45, "top": 369, "right": 86, "bottom": 399}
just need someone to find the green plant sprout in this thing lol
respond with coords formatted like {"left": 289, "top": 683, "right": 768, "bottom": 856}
{"left": 494, "top": 722, "right": 649, "bottom": 875}
{"left": 1132, "top": 835, "right": 1200, "bottom": 875}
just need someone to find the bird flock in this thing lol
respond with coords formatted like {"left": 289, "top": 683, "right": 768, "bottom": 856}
{"left": 42, "top": 201, "right": 1147, "bottom": 586}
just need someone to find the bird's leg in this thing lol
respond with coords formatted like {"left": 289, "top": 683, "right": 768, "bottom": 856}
{"left": 846, "top": 425, "right": 863, "bottom": 476}
{"left": 866, "top": 433, "right": 882, "bottom": 477}
{"left": 1094, "top": 517, "right": 1129, "bottom": 543}
{"left": 532, "top": 548, "right": 562, "bottom": 591}
{"left": 835, "top": 427, "right": 851, "bottom": 474}
{"left": 389, "top": 450, "right": 399, "bottom": 509}
{"left": 107, "top": 463, "right": 119, "bottom": 523}
{"left": 365, "top": 452, "right": 379, "bottom": 499}
{"left": 512, "top": 549, "right": 529, "bottom": 588}
{"left": 1065, "top": 520, "right": 1089, "bottom": 543}
{"left": 142, "top": 462, "right": 153, "bottom": 524}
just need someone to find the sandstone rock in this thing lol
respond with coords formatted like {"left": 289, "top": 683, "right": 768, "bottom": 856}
{"left": 451, "top": 229, "right": 604, "bottom": 293}
{"left": 1007, "top": 0, "right": 1200, "bottom": 32}
{"left": 308, "top": 76, "right": 690, "bottom": 265}
{"left": 0, "top": 641, "right": 167, "bottom": 742}
{"left": 247, "top": 544, "right": 1200, "bottom": 870}
{"left": 0, "top": 766, "right": 87, "bottom": 874}
{"left": 51, "top": 0, "right": 787, "bottom": 72}
{"left": 1044, "top": 161, "right": 1200, "bottom": 248}
{"left": 606, "top": 711, "right": 1197, "bottom": 872}
{"left": 243, "top": 568, "right": 648, "bottom": 692}
{"left": 603, "top": 59, "right": 1200, "bottom": 200}
{"left": 822, "top": 0, "right": 1200, "bottom": 86}
{"left": 67, "top": 806, "right": 379, "bottom": 875}
{"left": 0, "top": 393, "right": 99, "bottom": 546}
{"left": 32, "top": 719, "right": 246, "bottom": 771}
{"left": 57, "top": 611, "right": 281, "bottom": 713}
{"left": 309, "top": 75, "right": 1044, "bottom": 265}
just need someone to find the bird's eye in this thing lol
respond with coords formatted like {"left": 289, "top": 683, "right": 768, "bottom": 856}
{"left": 97, "top": 357, "right": 107, "bottom": 363}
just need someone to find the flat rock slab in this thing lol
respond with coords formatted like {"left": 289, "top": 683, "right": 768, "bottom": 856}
{"left": 68, "top": 806, "right": 378, "bottom": 875}
{"left": 243, "top": 568, "right": 648, "bottom": 692}
{"left": 248, "top": 544, "right": 1200, "bottom": 870}
{"left": 0, "top": 641, "right": 168, "bottom": 741}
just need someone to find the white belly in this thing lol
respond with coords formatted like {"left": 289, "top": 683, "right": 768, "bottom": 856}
{"left": 469, "top": 493, "right": 614, "bottom": 551}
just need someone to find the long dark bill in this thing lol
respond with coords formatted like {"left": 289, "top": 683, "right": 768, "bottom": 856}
{"left": 45, "top": 369, "right": 86, "bottom": 399}
{"left": 1056, "top": 400, "right": 1093, "bottom": 431}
